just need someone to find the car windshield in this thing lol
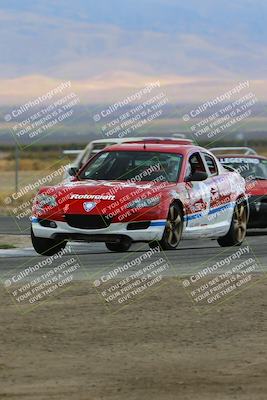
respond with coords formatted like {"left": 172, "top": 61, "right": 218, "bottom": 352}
{"left": 79, "top": 151, "right": 183, "bottom": 182}
{"left": 219, "top": 157, "right": 267, "bottom": 180}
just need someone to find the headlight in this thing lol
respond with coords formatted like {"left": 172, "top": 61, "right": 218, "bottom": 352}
{"left": 127, "top": 196, "right": 160, "bottom": 209}
{"left": 35, "top": 194, "right": 57, "bottom": 207}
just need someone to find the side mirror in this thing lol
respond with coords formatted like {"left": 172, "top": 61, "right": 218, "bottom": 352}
{"left": 186, "top": 171, "right": 208, "bottom": 182}
{"left": 68, "top": 167, "right": 79, "bottom": 177}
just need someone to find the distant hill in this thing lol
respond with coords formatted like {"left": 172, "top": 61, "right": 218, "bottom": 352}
{"left": 1, "top": 103, "right": 267, "bottom": 146}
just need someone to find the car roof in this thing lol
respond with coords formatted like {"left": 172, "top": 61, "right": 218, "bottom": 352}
{"left": 102, "top": 143, "right": 204, "bottom": 155}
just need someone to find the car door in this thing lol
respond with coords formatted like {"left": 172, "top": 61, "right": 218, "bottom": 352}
{"left": 202, "top": 151, "right": 237, "bottom": 236}
{"left": 201, "top": 152, "right": 222, "bottom": 226}
{"left": 183, "top": 151, "right": 217, "bottom": 237}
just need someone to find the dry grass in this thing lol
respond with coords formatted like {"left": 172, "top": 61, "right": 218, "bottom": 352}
{"left": 0, "top": 158, "right": 58, "bottom": 172}
{"left": 257, "top": 149, "right": 267, "bottom": 157}
{"left": 0, "top": 243, "right": 16, "bottom": 249}
{"left": 0, "top": 157, "right": 68, "bottom": 214}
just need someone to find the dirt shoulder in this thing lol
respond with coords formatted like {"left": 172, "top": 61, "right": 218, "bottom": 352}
{"left": 0, "top": 234, "right": 31, "bottom": 248}
{"left": 0, "top": 277, "right": 267, "bottom": 400}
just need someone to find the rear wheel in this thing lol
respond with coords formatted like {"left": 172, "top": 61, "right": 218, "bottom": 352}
{"left": 31, "top": 228, "right": 67, "bottom": 255}
{"left": 150, "top": 203, "right": 183, "bottom": 250}
{"left": 105, "top": 238, "right": 132, "bottom": 252}
{"left": 217, "top": 202, "right": 247, "bottom": 247}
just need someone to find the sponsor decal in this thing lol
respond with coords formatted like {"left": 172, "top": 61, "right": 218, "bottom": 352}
{"left": 219, "top": 157, "right": 260, "bottom": 164}
{"left": 83, "top": 202, "right": 97, "bottom": 212}
{"left": 70, "top": 194, "right": 115, "bottom": 200}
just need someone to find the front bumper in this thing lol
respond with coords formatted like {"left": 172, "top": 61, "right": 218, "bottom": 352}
{"left": 248, "top": 195, "right": 267, "bottom": 228}
{"left": 31, "top": 219, "right": 166, "bottom": 243}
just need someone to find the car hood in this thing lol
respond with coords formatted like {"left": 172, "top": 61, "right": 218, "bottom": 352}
{"left": 46, "top": 179, "right": 173, "bottom": 196}
{"left": 35, "top": 179, "right": 174, "bottom": 217}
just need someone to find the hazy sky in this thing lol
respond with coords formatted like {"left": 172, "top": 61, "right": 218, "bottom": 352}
{"left": 0, "top": 0, "right": 266, "bottom": 103}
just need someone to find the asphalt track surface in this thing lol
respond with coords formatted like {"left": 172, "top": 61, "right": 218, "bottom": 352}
{"left": 0, "top": 217, "right": 267, "bottom": 283}
{"left": 0, "top": 216, "right": 30, "bottom": 235}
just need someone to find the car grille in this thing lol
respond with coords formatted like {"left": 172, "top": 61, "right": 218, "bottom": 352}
{"left": 65, "top": 214, "right": 112, "bottom": 229}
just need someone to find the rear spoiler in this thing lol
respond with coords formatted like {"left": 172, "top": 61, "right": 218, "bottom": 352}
{"left": 126, "top": 138, "right": 194, "bottom": 145}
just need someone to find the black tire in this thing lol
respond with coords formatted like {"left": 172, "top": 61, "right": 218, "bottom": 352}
{"left": 217, "top": 202, "right": 247, "bottom": 247}
{"left": 31, "top": 228, "right": 67, "bottom": 256}
{"left": 151, "top": 203, "right": 183, "bottom": 250}
{"left": 105, "top": 238, "right": 132, "bottom": 252}
{"left": 149, "top": 241, "right": 161, "bottom": 249}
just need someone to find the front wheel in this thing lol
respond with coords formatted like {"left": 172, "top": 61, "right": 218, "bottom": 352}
{"left": 217, "top": 202, "right": 247, "bottom": 247}
{"left": 31, "top": 228, "right": 67, "bottom": 255}
{"left": 150, "top": 203, "right": 183, "bottom": 250}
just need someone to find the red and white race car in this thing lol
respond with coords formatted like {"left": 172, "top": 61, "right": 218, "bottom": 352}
{"left": 211, "top": 147, "right": 267, "bottom": 228}
{"left": 31, "top": 140, "right": 249, "bottom": 254}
